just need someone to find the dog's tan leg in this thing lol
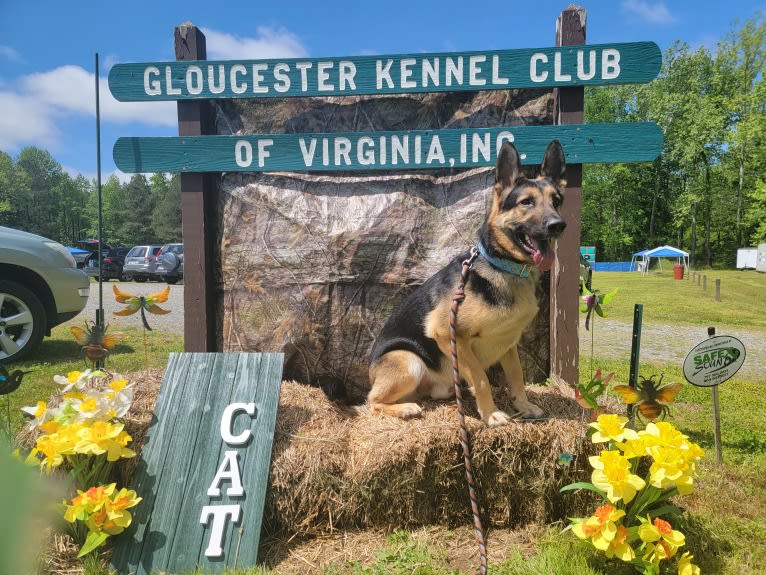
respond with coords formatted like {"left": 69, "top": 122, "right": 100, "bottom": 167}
{"left": 368, "top": 350, "right": 425, "bottom": 419}
{"left": 444, "top": 338, "right": 513, "bottom": 427}
{"left": 499, "top": 346, "right": 545, "bottom": 419}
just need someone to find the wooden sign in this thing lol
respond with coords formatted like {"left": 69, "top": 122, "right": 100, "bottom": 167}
{"left": 108, "top": 41, "right": 661, "bottom": 101}
{"left": 113, "top": 121, "right": 663, "bottom": 173}
{"left": 110, "top": 352, "right": 283, "bottom": 575}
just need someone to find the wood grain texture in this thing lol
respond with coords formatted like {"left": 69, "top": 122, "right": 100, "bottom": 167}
{"left": 551, "top": 5, "right": 586, "bottom": 387}
{"left": 110, "top": 352, "right": 284, "bottom": 575}
{"left": 114, "top": 122, "right": 663, "bottom": 173}
{"left": 108, "top": 42, "right": 661, "bottom": 101}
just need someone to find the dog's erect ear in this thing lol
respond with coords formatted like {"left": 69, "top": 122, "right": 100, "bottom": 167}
{"left": 495, "top": 141, "right": 522, "bottom": 189}
{"left": 540, "top": 140, "right": 566, "bottom": 182}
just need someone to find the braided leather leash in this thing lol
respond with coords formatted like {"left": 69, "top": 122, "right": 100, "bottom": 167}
{"left": 449, "top": 246, "right": 488, "bottom": 575}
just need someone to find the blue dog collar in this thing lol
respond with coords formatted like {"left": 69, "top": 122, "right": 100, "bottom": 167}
{"left": 476, "top": 242, "right": 530, "bottom": 277}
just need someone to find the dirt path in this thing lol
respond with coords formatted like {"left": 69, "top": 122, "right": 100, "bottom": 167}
{"left": 578, "top": 318, "right": 765, "bottom": 380}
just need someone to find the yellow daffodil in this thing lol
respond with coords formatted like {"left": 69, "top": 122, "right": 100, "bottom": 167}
{"left": 639, "top": 517, "right": 685, "bottom": 554}
{"left": 618, "top": 433, "right": 655, "bottom": 459}
{"left": 20, "top": 400, "right": 48, "bottom": 427}
{"left": 589, "top": 450, "right": 646, "bottom": 504}
{"left": 678, "top": 551, "right": 701, "bottom": 575}
{"left": 604, "top": 523, "right": 635, "bottom": 562}
{"left": 589, "top": 413, "right": 639, "bottom": 444}
{"left": 647, "top": 447, "right": 696, "bottom": 495}
{"left": 642, "top": 540, "right": 675, "bottom": 567}
{"left": 64, "top": 484, "right": 115, "bottom": 523}
{"left": 572, "top": 504, "right": 626, "bottom": 550}
{"left": 75, "top": 421, "right": 135, "bottom": 461}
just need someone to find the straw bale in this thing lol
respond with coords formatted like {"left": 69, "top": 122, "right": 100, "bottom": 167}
{"left": 21, "top": 368, "right": 599, "bottom": 539}
{"left": 260, "top": 380, "right": 598, "bottom": 536}
{"left": 133, "top": 373, "right": 597, "bottom": 535}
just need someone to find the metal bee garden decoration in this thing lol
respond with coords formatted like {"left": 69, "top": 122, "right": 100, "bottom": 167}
{"left": 70, "top": 321, "right": 123, "bottom": 367}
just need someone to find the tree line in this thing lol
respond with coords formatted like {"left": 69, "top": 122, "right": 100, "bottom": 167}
{"left": 582, "top": 13, "right": 766, "bottom": 267}
{"left": 0, "top": 147, "right": 182, "bottom": 249}
{"left": 1, "top": 14, "right": 763, "bottom": 267}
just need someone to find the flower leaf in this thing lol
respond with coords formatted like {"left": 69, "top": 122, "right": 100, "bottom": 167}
{"left": 560, "top": 482, "right": 607, "bottom": 497}
{"left": 600, "top": 288, "right": 619, "bottom": 306}
{"left": 77, "top": 530, "right": 110, "bottom": 557}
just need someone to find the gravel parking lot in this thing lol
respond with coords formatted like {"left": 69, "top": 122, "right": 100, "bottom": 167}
{"left": 80, "top": 281, "right": 185, "bottom": 332}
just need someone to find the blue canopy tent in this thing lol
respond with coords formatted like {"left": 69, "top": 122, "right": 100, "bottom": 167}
{"left": 631, "top": 245, "right": 689, "bottom": 275}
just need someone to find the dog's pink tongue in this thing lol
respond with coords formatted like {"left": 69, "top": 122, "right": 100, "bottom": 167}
{"left": 533, "top": 249, "right": 555, "bottom": 271}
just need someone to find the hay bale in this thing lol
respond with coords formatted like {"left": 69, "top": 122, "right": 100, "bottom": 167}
{"left": 263, "top": 381, "right": 598, "bottom": 536}
{"left": 25, "top": 369, "right": 598, "bottom": 539}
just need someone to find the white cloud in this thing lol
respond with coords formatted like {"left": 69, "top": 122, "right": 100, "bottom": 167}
{"left": 621, "top": 0, "right": 676, "bottom": 25}
{"left": 202, "top": 26, "right": 308, "bottom": 60}
{"left": 0, "top": 25, "right": 307, "bottom": 168}
{"left": 0, "top": 91, "right": 58, "bottom": 150}
{"left": 21, "top": 65, "right": 177, "bottom": 126}
{"left": 0, "top": 65, "right": 178, "bottom": 154}
{"left": 0, "top": 45, "right": 23, "bottom": 62}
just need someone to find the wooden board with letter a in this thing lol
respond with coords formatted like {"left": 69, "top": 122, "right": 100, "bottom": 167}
{"left": 110, "top": 352, "right": 283, "bottom": 575}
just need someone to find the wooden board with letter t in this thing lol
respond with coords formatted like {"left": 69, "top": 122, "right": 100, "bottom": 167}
{"left": 110, "top": 352, "right": 283, "bottom": 575}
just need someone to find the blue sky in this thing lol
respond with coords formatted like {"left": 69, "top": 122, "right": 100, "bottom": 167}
{"left": 0, "top": 0, "right": 763, "bottom": 181}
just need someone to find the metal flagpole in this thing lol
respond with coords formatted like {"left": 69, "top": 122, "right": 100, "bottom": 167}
{"left": 95, "top": 53, "right": 105, "bottom": 368}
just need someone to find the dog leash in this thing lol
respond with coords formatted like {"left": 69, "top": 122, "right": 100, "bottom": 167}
{"left": 449, "top": 245, "right": 488, "bottom": 575}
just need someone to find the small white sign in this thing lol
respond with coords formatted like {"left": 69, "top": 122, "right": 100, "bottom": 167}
{"left": 683, "top": 335, "right": 746, "bottom": 387}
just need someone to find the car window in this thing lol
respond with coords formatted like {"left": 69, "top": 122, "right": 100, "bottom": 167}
{"left": 127, "top": 247, "right": 143, "bottom": 257}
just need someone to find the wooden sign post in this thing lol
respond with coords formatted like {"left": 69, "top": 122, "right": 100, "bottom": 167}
{"left": 110, "top": 352, "right": 283, "bottom": 574}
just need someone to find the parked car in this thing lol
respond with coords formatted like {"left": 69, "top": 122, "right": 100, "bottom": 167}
{"left": 122, "top": 244, "right": 163, "bottom": 282}
{"left": 83, "top": 247, "right": 130, "bottom": 281}
{"left": 154, "top": 243, "right": 184, "bottom": 284}
{"left": 579, "top": 254, "right": 593, "bottom": 292}
{"left": 0, "top": 226, "right": 90, "bottom": 363}
{"left": 71, "top": 239, "right": 111, "bottom": 268}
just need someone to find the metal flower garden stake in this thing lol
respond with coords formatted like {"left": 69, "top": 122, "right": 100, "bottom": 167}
{"left": 1, "top": 365, "right": 30, "bottom": 438}
{"left": 112, "top": 285, "right": 172, "bottom": 368}
{"left": 578, "top": 285, "right": 619, "bottom": 416}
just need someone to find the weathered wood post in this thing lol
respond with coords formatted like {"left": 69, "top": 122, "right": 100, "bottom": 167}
{"left": 550, "top": 5, "right": 585, "bottom": 385}
{"left": 175, "top": 24, "right": 219, "bottom": 352}
{"left": 703, "top": 274, "right": 707, "bottom": 291}
{"left": 715, "top": 278, "right": 721, "bottom": 301}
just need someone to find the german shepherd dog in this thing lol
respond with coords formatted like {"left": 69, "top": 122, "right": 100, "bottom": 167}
{"left": 368, "top": 140, "right": 566, "bottom": 426}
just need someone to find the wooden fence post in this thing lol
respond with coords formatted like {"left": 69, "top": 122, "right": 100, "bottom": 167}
{"left": 715, "top": 278, "right": 721, "bottom": 301}
{"left": 175, "top": 24, "right": 220, "bottom": 352}
{"left": 550, "top": 5, "right": 585, "bottom": 386}
{"left": 703, "top": 274, "right": 707, "bottom": 290}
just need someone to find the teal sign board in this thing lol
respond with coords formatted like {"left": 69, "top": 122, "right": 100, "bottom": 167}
{"left": 109, "top": 41, "right": 661, "bottom": 101}
{"left": 110, "top": 352, "right": 283, "bottom": 575}
{"left": 113, "top": 122, "right": 663, "bottom": 173}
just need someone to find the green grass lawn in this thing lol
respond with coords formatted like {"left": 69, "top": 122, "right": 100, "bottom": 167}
{"left": 4, "top": 266, "right": 765, "bottom": 574}
{"left": 587, "top": 267, "right": 766, "bottom": 330}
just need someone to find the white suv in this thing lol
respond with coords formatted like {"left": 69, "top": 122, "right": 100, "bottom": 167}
{"left": 0, "top": 226, "right": 90, "bottom": 363}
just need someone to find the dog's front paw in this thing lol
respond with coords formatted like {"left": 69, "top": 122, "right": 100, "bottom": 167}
{"left": 486, "top": 410, "right": 513, "bottom": 427}
{"left": 398, "top": 403, "right": 423, "bottom": 419}
{"left": 513, "top": 400, "right": 545, "bottom": 419}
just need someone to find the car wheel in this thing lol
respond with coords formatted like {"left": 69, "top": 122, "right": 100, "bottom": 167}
{"left": 135, "top": 276, "right": 147, "bottom": 283}
{"left": 0, "top": 280, "right": 47, "bottom": 363}
{"left": 166, "top": 277, "right": 179, "bottom": 285}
